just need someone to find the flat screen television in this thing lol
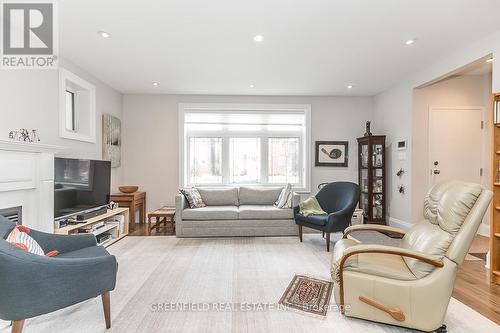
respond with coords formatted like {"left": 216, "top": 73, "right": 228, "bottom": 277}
{"left": 54, "top": 157, "right": 111, "bottom": 219}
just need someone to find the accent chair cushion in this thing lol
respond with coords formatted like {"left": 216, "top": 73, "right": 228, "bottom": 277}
{"left": 57, "top": 244, "right": 111, "bottom": 259}
{"left": 197, "top": 188, "right": 239, "bottom": 206}
{"left": 182, "top": 206, "right": 238, "bottom": 220}
{"left": 294, "top": 213, "right": 328, "bottom": 227}
{"left": 238, "top": 205, "right": 293, "bottom": 219}
{"left": 179, "top": 188, "right": 206, "bottom": 208}
{"left": 239, "top": 186, "right": 282, "bottom": 205}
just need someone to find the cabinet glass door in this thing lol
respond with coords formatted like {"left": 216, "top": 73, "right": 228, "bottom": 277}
{"left": 372, "top": 168, "right": 383, "bottom": 193}
{"left": 360, "top": 193, "right": 368, "bottom": 216}
{"left": 372, "top": 143, "right": 383, "bottom": 167}
{"left": 372, "top": 194, "right": 383, "bottom": 219}
{"left": 360, "top": 144, "right": 368, "bottom": 168}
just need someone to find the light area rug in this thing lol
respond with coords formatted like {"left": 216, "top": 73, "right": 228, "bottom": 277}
{"left": 1, "top": 235, "right": 498, "bottom": 333}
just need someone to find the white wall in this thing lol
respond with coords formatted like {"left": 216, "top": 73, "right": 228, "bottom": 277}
{"left": 0, "top": 58, "right": 124, "bottom": 189}
{"left": 374, "top": 29, "right": 500, "bottom": 228}
{"left": 122, "top": 95, "right": 372, "bottom": 211}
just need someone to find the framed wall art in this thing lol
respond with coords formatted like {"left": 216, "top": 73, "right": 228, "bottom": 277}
{"left": 315, "top": 141, "right": 348, "bottom": 167}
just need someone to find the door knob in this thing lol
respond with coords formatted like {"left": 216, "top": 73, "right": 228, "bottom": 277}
{"left": 433, "top": 170, "right": 441, "bottom": 175}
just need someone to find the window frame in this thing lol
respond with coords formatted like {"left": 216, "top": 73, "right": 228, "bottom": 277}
{"left": 58, "top": 68, "right": 96, "bottom": 143}
{"left": 179, "top": 103, "right": 311, "bottom": 191}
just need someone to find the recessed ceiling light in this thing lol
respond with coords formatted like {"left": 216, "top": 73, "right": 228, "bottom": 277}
{"left": 253, "top": 35, "right": 264, "bottom": 43}
{"left": 249, "top": 84, "right": 255, "bottom": 88}
{"left": 487, "top": 58, "right": 493, "bottom": 63}
{"left": 98, "top": 30, "right": 111, "bottom": 38}
{"left": 152, "top": 82, "right": 159, "bottom": 87}
{"left": 405, "top": 39, "right": 416, "bottom": 46}
{"left": 347, "top": 85, "right": 353, "bottom": 89}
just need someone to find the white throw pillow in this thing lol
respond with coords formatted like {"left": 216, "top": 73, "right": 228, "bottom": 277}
{"left": 274, "top": 183, "right": 292, "bottom": 208}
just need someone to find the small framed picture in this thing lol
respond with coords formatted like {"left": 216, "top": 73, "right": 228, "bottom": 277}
{"left": 315, "top": 141, "right": 349, "bottom": 167}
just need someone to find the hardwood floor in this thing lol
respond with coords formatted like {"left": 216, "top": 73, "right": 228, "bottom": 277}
{"left": 128, "top": 223, "right": 175, "bottom": 236}
{"left": 453, "top": 236, "right": 500, "bottom": 325}
{"left": 130, "top": 225, "right": 500, "bottom": 325}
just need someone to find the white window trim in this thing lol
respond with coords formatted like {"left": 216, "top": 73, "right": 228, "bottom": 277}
{"left": 178, "top": 103, "right": 311, "bottom": 191}
{"left": 58, "top": 68, "right": 96, "bottom": 143}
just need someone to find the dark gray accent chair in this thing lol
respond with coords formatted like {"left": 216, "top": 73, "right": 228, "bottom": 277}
{"left": 294, "top": 181, "right": 360, "bottom": 251}
{"left": 0, "top": 215, "right": 117, "bottom": 333}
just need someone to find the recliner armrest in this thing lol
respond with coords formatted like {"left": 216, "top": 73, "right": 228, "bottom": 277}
{"left": 343, "top": 224, "right": 406, "bottom": 239}
{"left": 340, "top": 244, "right": 444, "bottom": 269}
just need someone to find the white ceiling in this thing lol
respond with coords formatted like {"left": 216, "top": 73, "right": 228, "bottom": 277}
{"left": 59, "top": 0, "right": 500, "bottom": 96}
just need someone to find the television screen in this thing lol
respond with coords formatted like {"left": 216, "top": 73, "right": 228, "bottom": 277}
{"left": 54, "top": 158, "right": 111, "bottom": 219}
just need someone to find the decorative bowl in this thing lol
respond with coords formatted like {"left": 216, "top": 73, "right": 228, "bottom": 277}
{"left": 119, "top": 186, "right": 139, "bottom": 193}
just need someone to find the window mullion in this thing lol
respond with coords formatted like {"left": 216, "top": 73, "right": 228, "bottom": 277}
{"left": 222, "top": 135, "right": 230, "bottom": 185}
{"left": 261, "top": 136, "right": 268, "bottom": 185}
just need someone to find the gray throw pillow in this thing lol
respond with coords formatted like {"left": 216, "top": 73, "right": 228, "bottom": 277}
{"left": 179, "top": 188, "right": 206, "bottom": 208}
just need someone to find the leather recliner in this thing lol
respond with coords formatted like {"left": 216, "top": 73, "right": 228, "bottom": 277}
{"left": 331, "top": 181, "right": 492, "bottom": 332}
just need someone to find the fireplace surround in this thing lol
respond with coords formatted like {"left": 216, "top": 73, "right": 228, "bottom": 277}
{"left": 0, "top": 140, "right": 64, "bottom": 232}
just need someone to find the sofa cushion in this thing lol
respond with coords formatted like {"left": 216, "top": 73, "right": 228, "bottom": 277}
{"left": 239, "top": 187, "right": 282, "bottom": 205}
{"left": 182, "top": 206, "right": 238, "bottom": 220}
{"left": 238, "top": 205, "right": 293, "bottom": 220}
{"left": 197, "top": 188, "right": 239, "bottom": 206}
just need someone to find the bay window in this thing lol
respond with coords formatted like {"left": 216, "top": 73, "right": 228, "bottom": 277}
{"left": 180, "top": 103, "right": 311, "bottom": 190}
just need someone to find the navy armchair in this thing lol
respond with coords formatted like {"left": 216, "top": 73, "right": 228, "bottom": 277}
{"left": 294, "top": 182, "right": 360, "bottom": 251}
{"left": 0, "top": 215, "right": 117, "bottom": 333}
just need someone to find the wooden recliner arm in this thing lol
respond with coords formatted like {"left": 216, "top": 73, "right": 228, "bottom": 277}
{"left": 337, "top": 244, "right": 444, "bottom": 314}
{"left": 343, "top": 224, "right": 406, "bottom": 239}
{"left": 340, "top": 244, "right": 444, "bottom": 268}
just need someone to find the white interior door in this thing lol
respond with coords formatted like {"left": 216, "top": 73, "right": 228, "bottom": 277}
{"left": 428, "top": 107, "right": 484, "bottom": 186}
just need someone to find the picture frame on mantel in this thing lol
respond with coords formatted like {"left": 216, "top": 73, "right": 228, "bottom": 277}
{"left": 315, "top": 141, "right": 349, "bottom": 167}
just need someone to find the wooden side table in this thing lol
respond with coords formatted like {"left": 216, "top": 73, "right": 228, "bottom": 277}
{"left": 147, "top": 207, "right": 175, "bottom": 235}
{"left": 108, "top": 191, "right": 146, "bottom": 232}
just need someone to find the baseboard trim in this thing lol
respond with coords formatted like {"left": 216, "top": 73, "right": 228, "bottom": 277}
{"left": 477, "top": 223, "right": 490, "bottom": 237}
{"left": 388, "top": 217, "right": 412, "bottom": 230}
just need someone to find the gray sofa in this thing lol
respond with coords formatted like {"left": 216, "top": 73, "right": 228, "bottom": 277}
{"left": 175, "top": 187, "right": 300, "bottom": 237}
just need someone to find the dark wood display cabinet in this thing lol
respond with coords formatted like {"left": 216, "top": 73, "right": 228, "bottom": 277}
{"left": 357, "top": 135, "right": 386, "bottom": 224}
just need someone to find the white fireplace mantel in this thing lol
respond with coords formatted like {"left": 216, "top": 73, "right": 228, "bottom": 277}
{"left": 0, "top": 140, "right": 66, "bottom": 232}
{"left": 0, "top": 139, "right": 65, "bottom": 154}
